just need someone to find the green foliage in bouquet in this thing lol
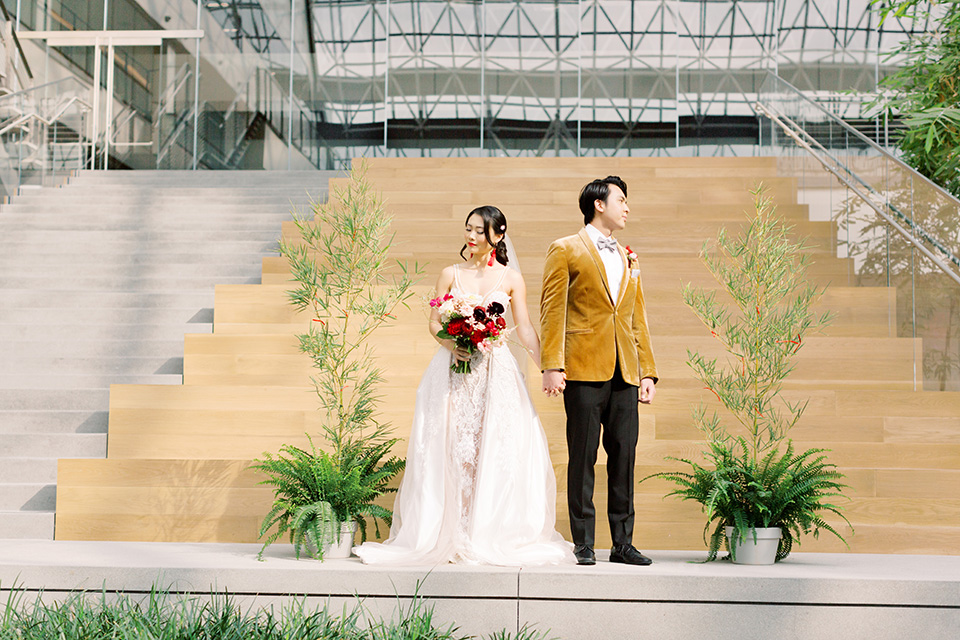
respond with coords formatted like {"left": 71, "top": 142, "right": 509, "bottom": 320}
{"left": 253, "top": 160, "right": 423, "bottom": 559}
{"left": 643, "top": 185, "right": 851, "bottom": 562}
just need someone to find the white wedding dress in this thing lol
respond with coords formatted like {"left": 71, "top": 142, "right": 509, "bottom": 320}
{"left": 354, "top": 267, "right": 574, "bottom": 566}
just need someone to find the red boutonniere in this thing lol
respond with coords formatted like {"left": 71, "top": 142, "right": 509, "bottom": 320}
{"left": 625, "top": 245, "right": 639, "bottom": 269}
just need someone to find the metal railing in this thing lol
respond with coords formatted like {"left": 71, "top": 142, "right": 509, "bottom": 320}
{"left": 757, "top": 70, "right": 960, "bottom": 391}
{"left": 756, "top": 71, "right": 960, "bottom": 285}
{"left": 0, "top": 76, "right": 92, "bottom": 196}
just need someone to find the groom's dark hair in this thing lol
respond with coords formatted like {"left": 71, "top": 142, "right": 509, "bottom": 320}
{"left": 579, "top": 176, "right": 628, "bottom": 225}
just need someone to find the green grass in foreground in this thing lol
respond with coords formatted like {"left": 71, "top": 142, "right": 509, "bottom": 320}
{"left": 0, "top": 586, "right": 553, "bottom": 640}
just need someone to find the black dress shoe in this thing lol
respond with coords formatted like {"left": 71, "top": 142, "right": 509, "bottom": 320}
{"left": 574, "top": 544, "right": 596, "bottom": 565}
{"left": 610, "top": 544, "right": 653, "bottom": 566}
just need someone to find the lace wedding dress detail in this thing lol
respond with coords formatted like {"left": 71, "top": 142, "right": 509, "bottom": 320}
{"left": 355, "top": 268, "right": 573, "bottom": 566}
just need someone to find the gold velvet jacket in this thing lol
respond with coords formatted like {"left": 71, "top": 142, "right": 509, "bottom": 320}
{"left": 539, "top": 227, "right": 658, "bottom": 385}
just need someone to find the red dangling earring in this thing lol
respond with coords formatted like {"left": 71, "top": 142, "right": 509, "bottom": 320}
{"left": 487, "top": 252, "right": 495, "bottom": 267}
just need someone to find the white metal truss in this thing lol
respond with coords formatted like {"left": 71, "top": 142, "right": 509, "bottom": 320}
{"left": 300, "top": 0, "right": 929, "bottom": 164}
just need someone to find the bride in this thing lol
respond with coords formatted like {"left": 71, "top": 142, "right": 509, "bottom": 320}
{"left": 354, "top": 205, "right": 574, "bottom": 566}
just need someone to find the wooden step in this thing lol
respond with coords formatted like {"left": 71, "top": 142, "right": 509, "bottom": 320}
{"left": 54, "top": 156, "right": 960, "bottom": 554}
{"left": 55, "top": 457, "right": 960, "bottom": 553}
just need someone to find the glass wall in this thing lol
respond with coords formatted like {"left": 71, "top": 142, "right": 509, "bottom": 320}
{"left": 758, "top": 72, "right": 960, "bottom": 392}
{"left": 1, "top": 0, "right": 931, "bottom": 180}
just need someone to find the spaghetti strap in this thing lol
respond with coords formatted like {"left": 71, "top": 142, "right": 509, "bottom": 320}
{"left": 491, "top": 266, "right": 508, "bottom": 294}
{"left": 452, "top": 264, "right": 463, "bottom": 291}
{"left": 452, "top": 264, "right": 510, "bottom": 300}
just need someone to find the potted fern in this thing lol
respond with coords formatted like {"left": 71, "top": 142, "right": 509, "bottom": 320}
{"left": 644, "top": 185, "right": 851, "bottom": 564}
{"left": 253, "top": 161, "right": 422, "bottom": 560}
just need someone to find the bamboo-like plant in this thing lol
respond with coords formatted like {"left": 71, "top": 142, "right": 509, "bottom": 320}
{"left": 253, "top": 160, "right": 423, "bottom": 559}
{"left": 644, "top": 185, "right": 851, "bottom": 561}
{"left": 868, "top": 0, "right": 960, "bottom": 198}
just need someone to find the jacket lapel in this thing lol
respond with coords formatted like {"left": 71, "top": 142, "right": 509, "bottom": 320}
{"left": 578, "top": 228, "right": 614, "bottom": 304}
{"left": 614, "top": 244, "right": 629, "bottom": 308}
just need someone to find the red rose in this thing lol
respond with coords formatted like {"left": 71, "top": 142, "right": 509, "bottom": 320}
{"left": 495, "top": 317, "right": 506, "bottom": 329}
{"left": 485, "top": 321, "right": 496, "bottom": 332}
{"left": 470, "top": 330, "right": 485, "bottom": 345}
{"left": 447, "top": 319, "right": 465, "bottom": 336}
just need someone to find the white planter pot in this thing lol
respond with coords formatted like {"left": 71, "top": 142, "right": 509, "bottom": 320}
{"left": 305, "top": 521, "right": 358, "bottom": 560}
{"left": 725, "top": 526, "right": 782, "bottom": 565}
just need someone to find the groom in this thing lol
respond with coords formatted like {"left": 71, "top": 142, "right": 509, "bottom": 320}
{"left": 540, "top": 175, "right": 658, "bottom": 566}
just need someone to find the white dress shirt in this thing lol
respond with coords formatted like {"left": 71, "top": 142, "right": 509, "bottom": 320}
{"left": 584, "top": 223, "right": 624, "bottom": 303}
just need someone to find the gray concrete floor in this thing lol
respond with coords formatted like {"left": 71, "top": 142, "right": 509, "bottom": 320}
{"left": 0, "top": 541, "right": 957, "bottom": 639}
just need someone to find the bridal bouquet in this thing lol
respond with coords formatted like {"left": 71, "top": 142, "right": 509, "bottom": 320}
{"left": 430, "top": 292, "right": 508, "bottom": 373}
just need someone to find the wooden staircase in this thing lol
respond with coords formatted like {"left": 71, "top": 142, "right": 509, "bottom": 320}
{"left": 55, "top": 158, "right": 960, "bottom": 554}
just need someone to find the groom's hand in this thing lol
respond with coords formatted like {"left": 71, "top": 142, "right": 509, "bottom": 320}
{"left": 542, "top": 369, "right": 566, "bottom": 397}
{"left": 639, "top": 377, "right": 656, "bottom": 404}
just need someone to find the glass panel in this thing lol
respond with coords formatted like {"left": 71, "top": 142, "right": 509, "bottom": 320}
{"left": 759, "top": 71, "right": 960, "bottom": 390}
{"left": 387, "top": 0, "right": 481, "bottom": 158}
{"left": 579, "top": 0, "right": 677, "bottom": 156}
{"left": 310, "top": 0, "right": 388, "bottom": 169}
{"left": 483, "top": 0, "right": 579, "bottom": 157}
{"left": 0, "top": 76, "right": 92, "bottom": 195}
{"left": 152, "top": 35, "right": 198, "bottom": 169}
{"left": 916, "top": 250, "right": 960, "bottom": 391}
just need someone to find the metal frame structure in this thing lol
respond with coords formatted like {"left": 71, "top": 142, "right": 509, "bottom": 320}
{"left": 18, "top": 29, "right": 204, "bottom": 168}
{"left": 298, "top": 0, "right": 929, "bottom": 165}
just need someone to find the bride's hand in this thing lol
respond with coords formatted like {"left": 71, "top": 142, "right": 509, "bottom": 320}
{"left": 451, "top": 344, "right": 472, "bottom": 362}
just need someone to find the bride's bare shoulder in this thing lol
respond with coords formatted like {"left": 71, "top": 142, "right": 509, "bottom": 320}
{"left": 503, "top": 267, "right": 527, "bottom": 292}
{"left": 435, "top": 265, "right": 459, "bottom": 291}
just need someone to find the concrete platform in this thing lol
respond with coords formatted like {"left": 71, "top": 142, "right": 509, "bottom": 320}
{"left": 0, "top": 541, "right": 957, "bottom": 639}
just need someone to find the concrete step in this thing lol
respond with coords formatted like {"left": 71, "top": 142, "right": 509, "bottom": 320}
{"left": 1, "top": 356, "right": 184, "bottom": 376}
{"left": 0, "top": 433, "right": 105, "bottom": 458}
{"left": 0, "top": 275, "right": 260, "bottom": 290}
{"left": 0, "top": 484, "right": 56, "bottom": 511}
{"left": 0, "top": 308, "right": 212, "bottom": 325}
{"left": 0, "top": 253, "right": 266, "bottom": 267}
{"left": 0, "top": 511, "right": 54, "bottom": 539}
{"left": 0, "top": 171, "right": 337, "bottom": 542}
{"left": 68, "top": 169, "right": 337, "bottom": 185}
{"left": 0, "top": 264, "right": 269, "bottom": 280}
{"left": 2, "top": 207, "right": 300, "bottom": 219}
{"left": 0, "top": 290, "right": 214, "bottom": 309}
{"left": 0, "top": 230, "right": 282, "bottom": 243}
{"left": 0, "top": 410, "right": 108, "bottom": 434}
{"left": 4, "top": 198, "right": 307, "bottom": 208}
{"left": 0, "top": 323, "right": 209, "bottom": 342}
{"left": 10, "top": 192, "right": 318, "bottom": 202}
{"left": 0, "top": 241, "right": 278, "bottom": 256}
{"left": 0, "top": 219, "right": 293, "bottom": 232}
{"left": 0, "top": 458, "right": 57, "bottom": 483}
{"left": 0, "top": 389, "right": 109, "bottom": 411}
{"left": 0, "top": 374, "right": 182, "bottom": 388}
{"left": 0, "top": 340, "right": 184, "bottom": 359}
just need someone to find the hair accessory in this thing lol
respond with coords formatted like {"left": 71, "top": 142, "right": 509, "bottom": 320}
{"left": 500, "top": 225, "right": 506, "bottom": 230}
{"left": 487, "top": 252, "right": 495, "bottom": 267}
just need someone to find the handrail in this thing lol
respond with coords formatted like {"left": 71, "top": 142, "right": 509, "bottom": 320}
{"left": 0, "top": 95, "right": 91, "bottom": 136}
{"left": 0, "top": 77, "right": 86, "bottom": 105}
{"left": 153, "top": 64, "right": 191, "bottom": 129}
{"left": 756, "top": 101, "right": 960, "bottom": 288}
{"left": 759, "top": 70, "right": 960, "bottom": 207}
{"left": 756, "top": 71, "right": 960, "bottom": 287}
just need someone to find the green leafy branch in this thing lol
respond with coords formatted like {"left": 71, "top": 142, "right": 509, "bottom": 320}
{"left": 254, "top": 160, "right": 424, "bottom": 559}
{"left": 644, "top": 185, "right": 849, "bottom": 562}
{"left": 683, "top": 186, "right": 833, "bottom": 459}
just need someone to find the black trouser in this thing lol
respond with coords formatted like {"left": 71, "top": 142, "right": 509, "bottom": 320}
{"left": 564, "top": 364, "right": 639, "bottom": 548}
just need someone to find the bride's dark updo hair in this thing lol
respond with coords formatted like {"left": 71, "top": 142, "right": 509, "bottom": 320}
{"left": 460, "top": 205, "right": 509, "bottom": 266}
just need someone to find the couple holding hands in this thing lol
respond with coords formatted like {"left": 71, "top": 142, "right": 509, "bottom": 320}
{"left": 356, "top": 175, "right": 658, "bottom": 567}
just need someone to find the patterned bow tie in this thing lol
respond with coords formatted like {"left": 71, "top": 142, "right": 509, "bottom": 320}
{"left": 596, "top": 236, "right": 618, "bottom": 252}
